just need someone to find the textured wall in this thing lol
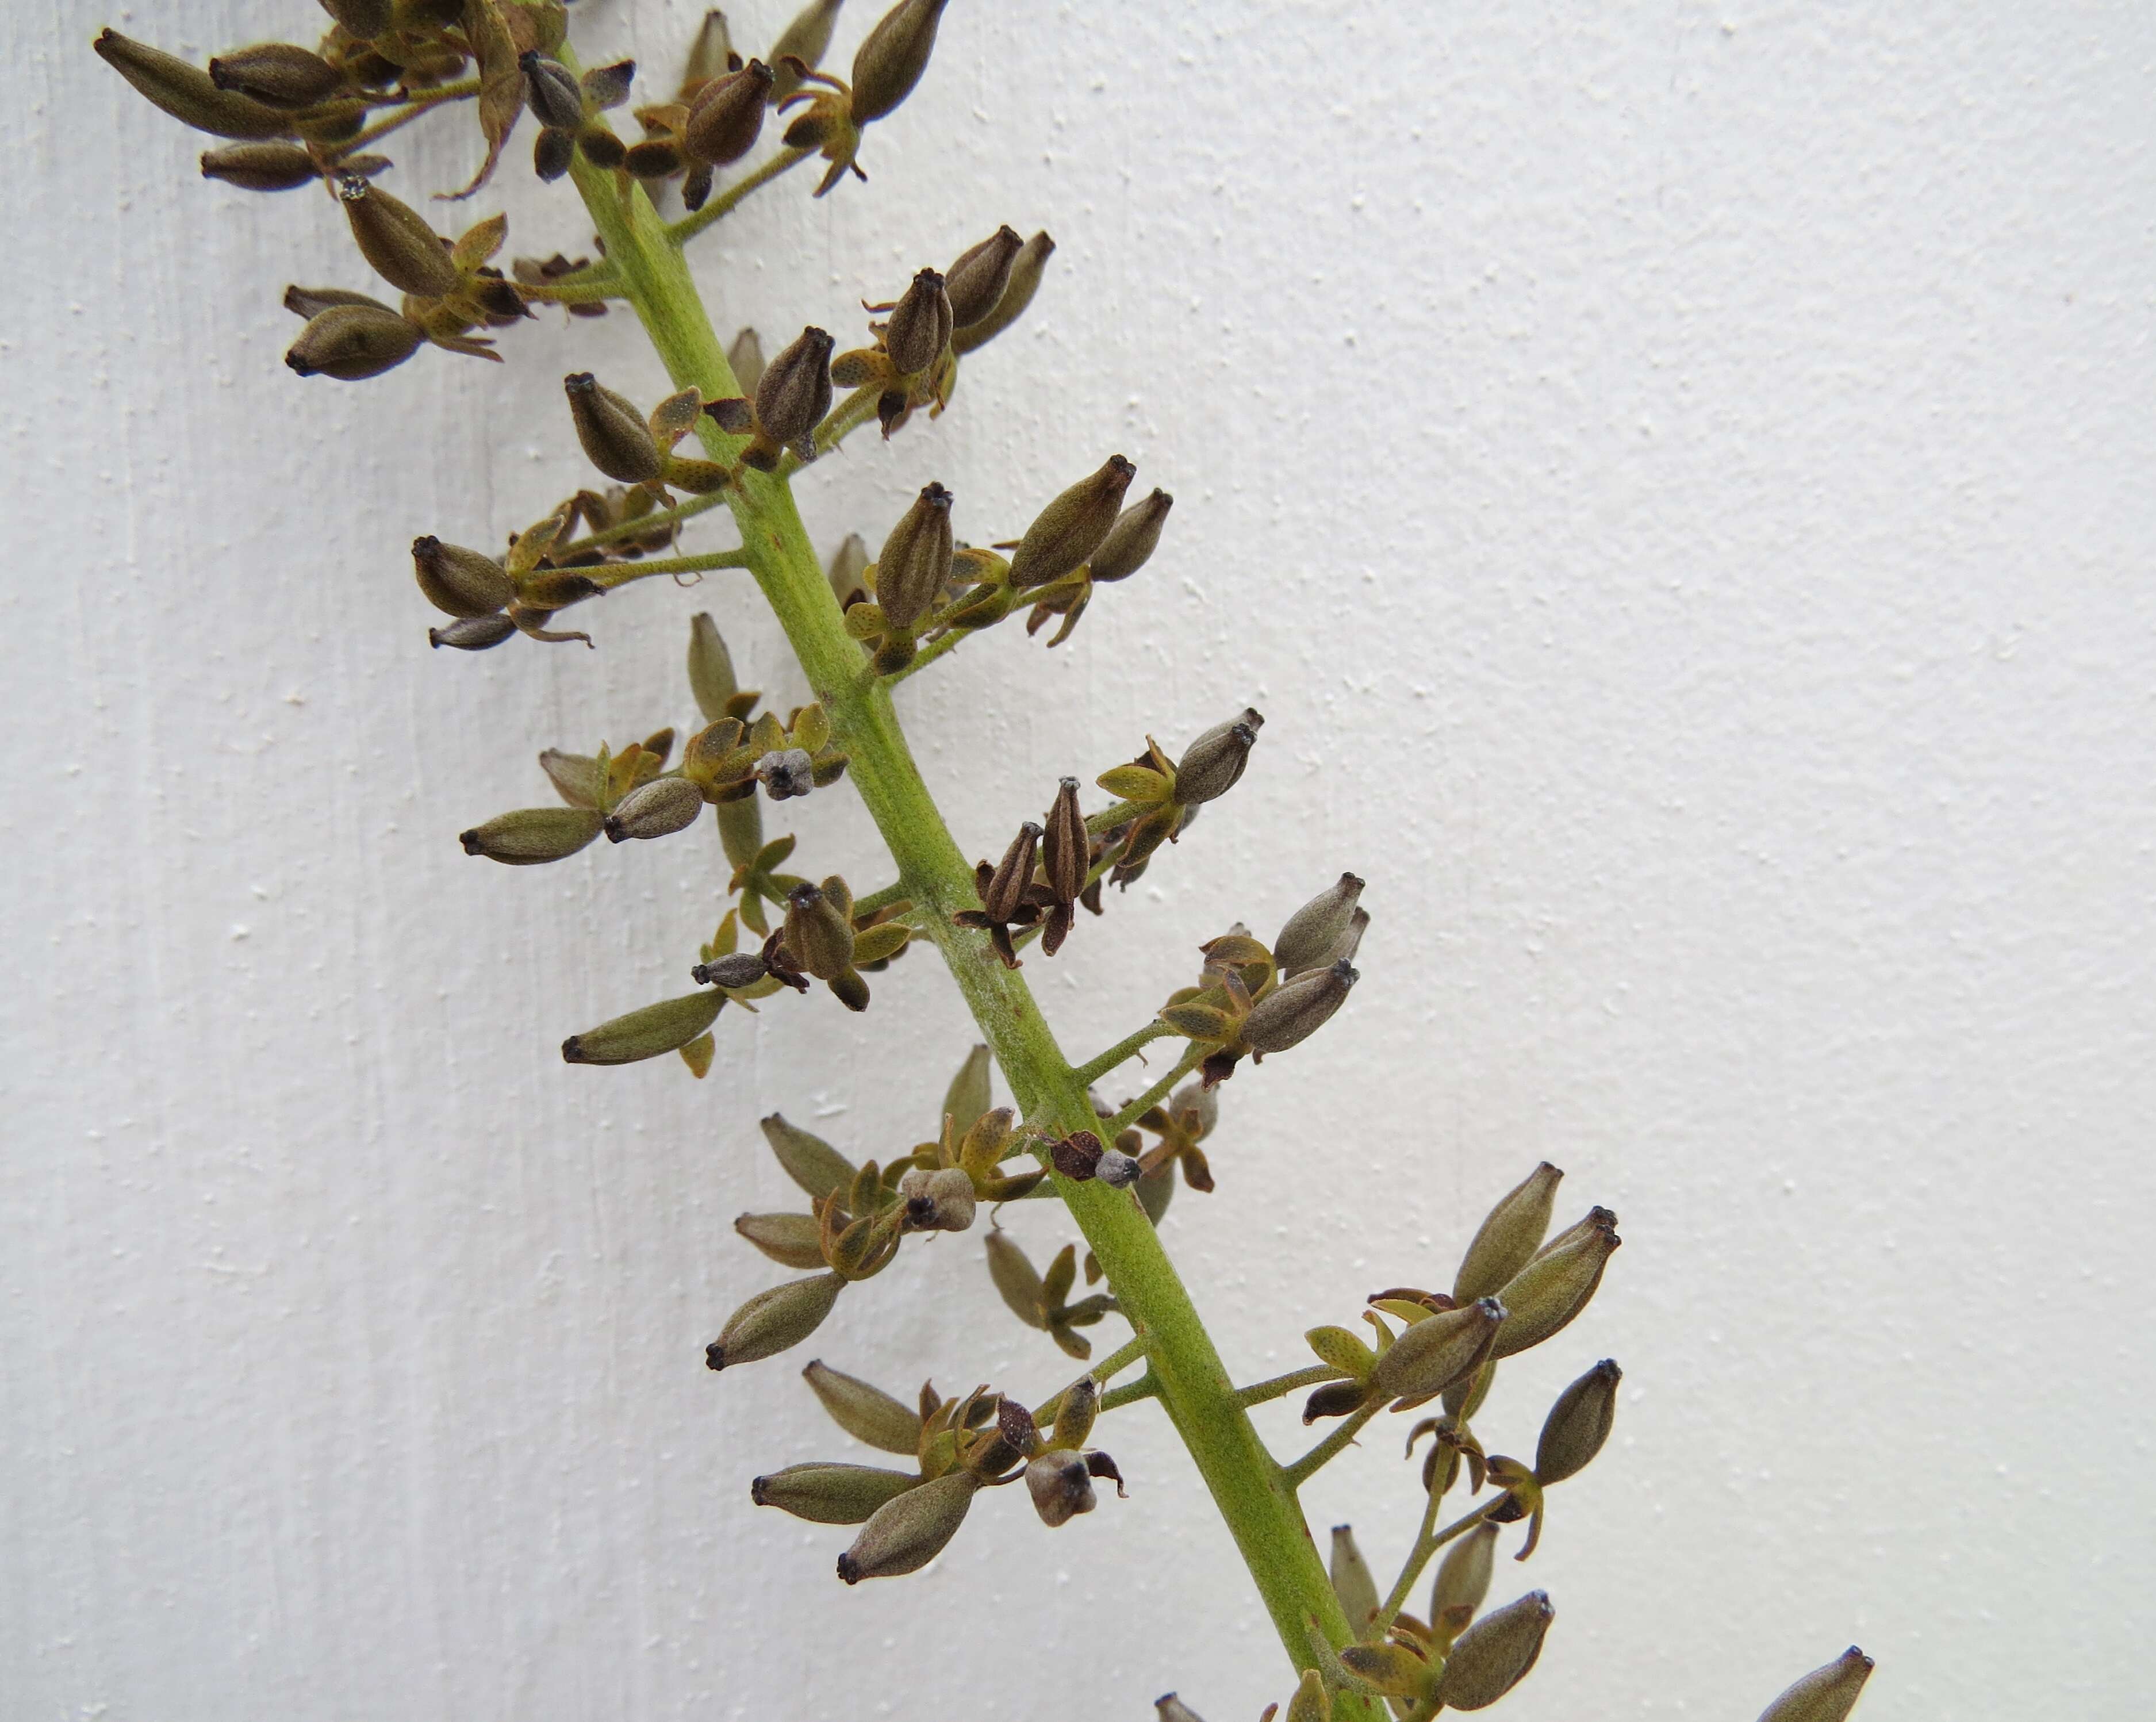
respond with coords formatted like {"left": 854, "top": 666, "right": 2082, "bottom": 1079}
{"left": 9, "top": 2, "right": 2154, "bottom": 1718}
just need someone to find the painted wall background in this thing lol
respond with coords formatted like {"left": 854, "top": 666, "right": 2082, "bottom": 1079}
{"left": 7, "top": 3, "right": 2153, "bottom": 1718}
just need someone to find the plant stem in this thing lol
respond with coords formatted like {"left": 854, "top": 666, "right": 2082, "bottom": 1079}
{"left": 1374, "top": 1496, "right": 1506, "bottom": 1634}
{"left": 850, "top": 880, "right": 912, "bottom": 918}
{"left": 1237, "top": 1364, "right": 1347, "bottom": 1409}
{"left": 1073, "top": 1022, "right": 1177, "bottom": 1087}
{"left": 668, "top": 145, "right": 812, "bottom": 246}
{"left": 565, "top": 490, "right": 728, "bottom": 556}
{"left": 1099, "top": 1371, "right": 1161, "bottom": 1413}
{"left": 1086, "top": 797, "right": 1146, "bottom": 836}
{"left": 884, "top": 622, "right": 966, "bottom": 684}
{"left": 1106, "top": 1044, "right": 1207, "bottom": 1138}
{"left": 590, "top": 547, "right": 751, "bottom": 589}
{"left": 1032, "top": 1333, "right": 1150, "bottom": 1423}
{"left": 564, "top": 125, "right": 1378, "bottom": 1720}
{"left": 1282, "top": 1402, "right": 1382, "bottom": 1489}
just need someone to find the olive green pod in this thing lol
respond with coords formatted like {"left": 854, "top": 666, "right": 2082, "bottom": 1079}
{"left": 428, "top": 615, "right": 516, "bottom": 651}
{"left": 564, "top": 372, "right": 663, "bottom": 484}
{"left": 1489, "top": 1210, "right": 1620, "bottom": 1361}
{"left": 458, "top": 806, "right": 604, "bottom": 865}
{"left": 1242, "top": 959, "right": 1357, "bottom": 1056}
{"left": 286, "top": 304, "right": 423, "bottom": 380}
{"left": 716, "top": 796, "right": 765, "bottom": 870}
{"left": 754, "top": 325, "right": 835, "bottom": 448}
{"left": 1534, "top": 1358, "right": 1620, "bottom": 1486}
{"left": 1430, "top": 1520, "right": 1499, "bottom": 1629}
{"left": 1007, "top": 455, "right": 1136, "bottom": 590}
{"left": 734, "top": 1211, "right": 826, "bottom": 1271}
{"left": 760, "top": 1114, "right": 859, "bottom": 1202}
{"left": 412, "top": 536, "right": 513, "bottom": 618}
{"left": 200, "top": 141, "right": 317, "bottom": 191}
{"left": 984, "top": 1228, "right": 1046, "bottom": 1328}
{"left": 1329, "top": 1524, "right": 1380, "bottom": 1633}
{"left": 1283, "top": 1670, "right": 1330, "bottom": 1722}
{"left": 941, "top": 1044, "right": 992, "bottom": 1141}
{"left": 1272, "top": 873, "right": 1365, "bottom": 978}
{"left": 1052, "top": 1375, "right": 1099, "bottom": 1452}
{"left": 953, "top": 229, "right": 1054, "bottom": 354}
{"left": 1758, "top": 1647, "right": 1874, "bottom": 1722}
{"left": 837, "top": 1468, "right": 978, "bottom": 1581}
{"left": 209, "top": 43, "right": 344, "bottom": 110}
{"left": 94, "top": 30, "right": 293, "bottom": 139}
{"left": 944, "top": 225, "right": 1024, "bottom": 329}
{"left": 849, "top": 0, "right": 949, "bottom": 125}
{"left": 686, "top": 612, "right": 738, "bottom": 720}
{"left": 1173, "top": 707, "right": 1263, "bottom": 806}
{"left": 705, "top": 1271, "right": 844, "bottom": 1370}
{"left": 751, "top": 1462, "right": 916, "bottom": 1525}
{"left": 561, "top": 990, "right": 724, "bottom": 1065}
{"left": 1088, "top": 487, "right": 1173, "bottom": 584}
{"left": 768, "top": 0, "right": 845, "bottom": 102}
{"left": 320, "top": 0, "right": 394, "bottom": 39}
{"left": 1435, "top": 1590, "right": 1553, "bottom": 1711}
{"left": 338, "top": 175, "right": 458, "bottom": 298}
{"left": 883, "top": 268, "right": 953, "bottom": 375}
{"left": 803, "top": 1360, "right": 923, "bottom": 1453}
{"left": 1366, "top": 1297, "right": 1503, "bottom": 1403}
{"left": 603, "top": 776, "right": 705, "bottom": 843}
{"left": 782, "top": 883, "right": 855, "bottom": 981}
{"left": 520, "top": 51, "right": 585, "bottom": 131}
{"left": 1453, "top": 1162, "right": 1563, "bottom": 1304}
{"left": 728, "top": 327, "right": 767, "bottom": 394}
{"left": 873, "top": 482, "right": 955, "bottom": 631}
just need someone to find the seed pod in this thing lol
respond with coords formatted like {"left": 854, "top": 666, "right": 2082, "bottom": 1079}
{"left": 1174, "top": 707, "right": 1263, "bottom": 805}
{"left": 623, "top": 136, "right": 684, "bottom": 179}
{"left": 459, "top": 806, "right": 604, "bottom": 864}
{"left": 754, "top": 325, "right": 835, "bottom": 449}
{"left": 1758, "top": 1647, "right": 1874, "bottom": 1722}
{"left": 412, "top": 536, "right": 513, "bottom": 618}
{"left": 758, "top": 748, "right": 815, "bottom": 800}
{"left": 1051, "top": 1376, "right": 1099, "bottom": 1451}
{"left": 1453, "top": 1163, "right": 1563, "bottom": 1304}
{"left": 1302, "top": 1379, "right": 1369, "bottom": 1424}
{"left": 200, "top": 141, "right": 318, "bottom": 191}
{"left": 1283, "top": 1670, "right": 1330, "bottom": 1722}
{"left": 1367, "top": 1297, "right": 1503, "bottom": 1402}
{"left": 520, "top": 52, "right": 585, "bottom": 129}
{"left": 1169, "top": 1081, "right": 1218, "bottom": 1141}
{"left": 728, "top": 327, "right": 766, "bottom": 393}
{"left": 849, "top": 0, "right": 949, "bottom": 125}
{"left": 1042, "top": 777, "right": 1085, "bottom": 906}
{"left": 803, "top": 1360, "right": 923, "bottom": 1454}
{"left": 1088, "top": 488, "right": 1173, "bottom": 584}
{"left": 1535, "top": 1359, "right": 1621, "bottom": 1486}
{"left": 95, "top": 29, "right": 294, "bottom": 139}
{"left": 206, "top": 43, "right": 344, "bottom": 110}
{"left": 1490, "top": 1210, "right": 1620, "bottom": 1361}
{"left": 562, "top": 990, "right": 724, "bottom": 1064}
{"left": 576, "top": 125, "right": 626, "bottom": 170}
{"left": 686, "top": 613, "right": 738, "bottom": 720}
{"left": 837, "top": 1467, "right": 977, "bottom": 1582}
{"left": 603, "top": 776, "right": 705, "bottom": 843}
{"left": 1154, "top": 1696, "right": 1205, "bottom": 1722}
{"left": 678, "top": 9, "right": 735, "bottom": 98}
{"left": 783, "top": 884, "right": 855, "bottom": 980}
{"left": 685, "top": 59, "right": 773, "bottom": 164}
{"left": 1025, "top": 1451, "right": 1096, "bottom": 1527}
{"left": 286, "top": 304, "right": 423, "bottom": 380}
{"left": 1096, "top": 1148, "right": 1142, "bottom": 1188}
{"left": 953, "top": 229, "right": 1054, "bottom": 353}
{"left": 532, "top": 125, "right": 576, "bottom": 180}
{"left": 751, "top": 1462, "right": 917, "bottom": 1525}
{"left": 984, "top": 1228, "right": 1046, "bottom": 1329}
{"left": 1242, "top": 958, "right": 1357, "bottom": 1056}
{"left": 1008, "top": 456, "right": 1137, "bottom": 590}
{"left": 320, "top": 0, "right": 394, "bottom": 38}
{"left": 1435, "top": 1591, "right": 1553, "bottom": 1711}
{"left": 693, "top": 952, "right": 768, "bottom": 991}
{"left": 883, "top": 269, "right": 953, "bottom": 375}
{"left": 563, "top": 373, "right": 663, "bottom": 483}
{"left": 1430, "top": 1520, "right": 1499, "bottom": 1631}
{"left": 1273, "top": 873, "right": 1365, "bottom": 978}
{"left": 1322, "top": 908, "right": 1370, "bottom": 969}
{"left": 734, "top": 1211, "right": 825, "bottom": 1270}
{"left": 942, "top": 1044, "right": 992, "bottom": 1141}
{"left": 337, "top": 175, "right": 458, "bottom": 298}
{"left": 283, "top": 285, "right": 391, "bottom": 319}
{"left": 1330, "top": 1525, "right": 1380, "bottom": 1632}
{"left": 899, "top": 1165, "right": 976, "bottom": 1233}
{"left": 980, "top": 822, "right": 1042, "bottom": 924}
{"left": 761, "top": 1115, "right": 857, "bottom": 1202}
{"left": 768, "top": 0, "right": 845, "bottom": 102}
{"left": 944, "top": 225, "right": 1025, "bottom": 328}
{"left": 429, "top": 614, "right": 517, "bottom": 651}
{"left": 873, "top": 482, "right": 955, "bottom": 632}
{"left": 706, "top": 1271, "right": 844, "bottom": 1370}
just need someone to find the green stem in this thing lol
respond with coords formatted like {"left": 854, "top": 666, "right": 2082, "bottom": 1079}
{"left": 668, "top": 145, "right": 813, "bottom": 246}
{"left": 1099, "top": 1370, "right": 1161, "bottom": 1413}
{"left": 1106, "top": 1044, "right": 1206, "bottom": 1138}
{"left": 1237, "top": 1364, "right": 1348, "bottom": 1409}
{"left": 589, "top": 547, "right": 752, "bottom": 589}
{"left": 1032, "top": 1333, "right": 1151, "bottom": 1424}
{"left": 1282, "top": 1402, "right": 1382, "bottom": 1489}
{"left": 565, "top": 129, "right": 1376, "bottom": 1720}
{"left": 851, "top": 880, "right": 912, "bottom": 918}
{"left": 563, "top": 489, "right": 729, "bottom": 557}
{"left": 885, "top": 623, "right": 967, "bottom": 685}
{"left": 520, "top": 275, "right": 626, "bottom": 306}
{"left": 1086, "top": 797, "right": 1146, "bottom": 836}
{"left": 1073, "top": 1022, "right": 1178, "bottom": 1087}
{"left": 1374, "top": 1496, "right": 1505, "bottom": 1634}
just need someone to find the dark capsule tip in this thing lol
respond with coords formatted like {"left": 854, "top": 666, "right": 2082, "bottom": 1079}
{"left": 285, "top": 352, "right": 316, "bottom": 376}
{"left": 704, "top": 1341, "right": 727, "bottom": 1371}
{"left": 1108, "top": 454, "right": 1136, "bottom": 478}
{"left": 920, "top": 481, "right": 953, "bottom": 508}
{"left": 602, "top": 818, "right": 628, "bottom": 843}
{"left": 835, "top": 1554, "right": 862, "bottom": 1585}
{"left": 689, "top": 964, "right": 710, "bottom": 985}
{"left": 788, "top": 882, "right": 822, "bottom": 906}
{"left": 457, "top": 829, "right": 483, "bottom": 854}
{"left": 561, "top": 1035, "right": 588, "bottom": 1063}
{"left": 427, "top": 630, "right": 445, "bottom": 649}
{"left": 1331, "top": 958, "right": 1359, "bottom": 985}
{"left": 750, "top": 1475, "right": 770, "bottom": 1505}
{"left": 563, "top": 370, "right": 596, "bottom": 393}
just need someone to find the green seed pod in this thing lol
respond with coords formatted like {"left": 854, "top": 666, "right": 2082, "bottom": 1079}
{"left": 942, "top": 1044, "right": 992, "bottom": 1141}
{"left": 94, "top": 29, "right": 294, "bottom": 139}
{"left": 837, "top": 1467, "right": 977, "bottom": 1582}
{"left": 884, "top": 268, "right": 953, "bottom": 375}
{"left": 984, "top": 1228, "right": 1046, "bottom": 1328}
{"left": 1490, "top": 1210, "right": 1620, "bottom": 1361}
{"left": 320, "top": 0, "right": 394, "bottom": 39}
{"left": 751, "top": 1462, "right": 916, "bottom": 1525}
{"left": 286, "top": 304, "right": 423, "bottom": 380}
{"left": 1430, "top": 1520, "right": 1499, "bottom": 1631}
{"left": 516, "top": 569, "right": 602, "bottom": 612}
{"left": 1330, "top": 1525, "right": 1380, "bottom": 1633}
{"left": 1283, "top": 1670, "right": 1330, "bottom": 1722}
{"left": 1758, "top": 1647, "right": 1874, "bottom": 1722}
{"left": 1535, "top": 1359, "right": 1621, "bottom": 1486}
{"left": 603, "top": 776, "right": 704, "bottom": 843}
{"left": 1242, "top": 958, "right": 1357, "bottom": 1057}
{"left": 207, "top": 42, "right": 344, "bottom": 110}
{"left": 1273, "top": 873, "right": 1366, "bottom": 979}
{"left": 716, "top": 797, "right": 765, "bottom": 870}
{"left": 562, "top": 990, "right": 724, "bottom": 1065}
{"left": 429, "top": 615, "right": 516, "bottom": 651}
{"left": 944, "top": 225, "right": 1025, "bottom": 328}
{"left": 705, "top": 1271, "right": 844, "bottom": 1370}
{"left": 686, "top": 59, "right": 773, "bottom": 164}
{"left": 768, "top": 0, "right": 845, "bottom": 102}
{"left": 803, "top": 1360, "right": 923, "bottom": 1453}
{"left": 1052, "top": 1376, "right": 1099, "bottom": 1452}
{"left": 899, "top": 1166, "right": 976, "bottom": 1233}
{"left": 1322, "top": 907, "right": 1369, "bottom": 969}
{"left": 1453, "top": 1163, "right": 1563, "bottom": 1304}
{"left": 1367, "top": 1297, "right": 1503, "bottom": 1403}
{"left": 1436, "top": 1590, "right": 1553, "bottom": 1711}
{"left": 520, "top": 52, "right": 585, "bottom": 130}
{"left": 686, "top": 613, "right": 738, "bottom": 720}
{"left": 1008, "top": 455, "right": 1137, "bottom": 590}
{"left": 761, "top": 1115, "right": 858, "bottom": 1202}
{"left": 784, "top": 884, "right": 856, "bottom": 979}
{"left": 338, "top": 175, "right": 457, "bottom": 298}
{"left": 734, "top": 1211, "right": 826, "bottom": 1270}
{"left": 1154, "top": 1696, "right": 1206, "bottom": 1722}
{"left": 1174, "top": 707, "right": 1264, "bottom": 806}
{"left": 200, "top": 141, "right": 318, "bottom": 191}
{"left": 458, "top": 806, "right": 603, "bottom": 865}
{"left": 953, "top": 229, "right": 1054, "bottom": 354}
{"left": 564, "top": 373, "right": 663, "bottom": 482}
{"left": 849, "top": 0, "right": 949, "bottom": 125}
{"left": 283, "top": 284, "right": 391, "bottom": 319}
{"left": 754, "top": 325, "right": 835, "bottom": 450}
{"left": 1088, "top": 488, "right": 1173, "bottom": 584}
{"left": 412, "top": 536, "right": 513, "bottom": 619}
{"left": 1025, "top": 1450, "right": 1095, "bottom": 1527}
{"left": 728, "top": 327, "right": 766, "bottom": 394}
{"left": 873, "top": 482, "right": 954, "bottom": 631}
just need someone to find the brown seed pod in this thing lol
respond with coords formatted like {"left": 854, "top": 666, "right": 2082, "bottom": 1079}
{"left": 685, "top": 59, "right": 773, "bottom": 165}
{"left": 337, "top": 175, "right": 458, "bottom": 299}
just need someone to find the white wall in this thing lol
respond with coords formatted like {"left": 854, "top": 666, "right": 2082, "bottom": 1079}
{"left": 8, "top": 2, "right": 2153, "bottom": 1717}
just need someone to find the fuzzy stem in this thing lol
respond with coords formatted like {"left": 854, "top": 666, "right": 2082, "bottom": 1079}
{"left": 1374, "top": 1496, "right": 1506, "bottom": 1634}
{"left": 589, "top": 547, "right": 752, "bottom": 588}
{"left": 1073, "top": 1022, "right": 1178, "bottom": 1087}
{"left": 668, "top": 145, "right": 812, "bottom": 246}
{"left": 1106, "top": 1044, "right": 1207, "bottom": 1138}
{"left": 1237, "top": 1364, "right": 1348, "bottom": 1409}
{"left": 1282, "top": 1402, "right": 1382, "bottom": 1489}
{"left": 565, "top": 118, "right": 1376, "bottom": 1720}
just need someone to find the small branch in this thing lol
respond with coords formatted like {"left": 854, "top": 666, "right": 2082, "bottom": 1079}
{"left": 1031, "top": 1333, "right": 1152, "bottom": 1424}
{"left": 337, "top": 77, "right": 482, "bottom": 154}
{"left": 668, "top": 146, "right": 812, "bottom": 246}
{"left": 1073, "top": 1022, "right": 1177, "bottom": 1087}
{"left": 1373, "top": 1496, "right": 1507, "bottom": 1634}
{"left": 851, "top": 880, "right": 912, "bottom": 918}
{"left": 1085, "top": 798, "right": 1145, "bottom": 837}
{"left": 884, "top": 624, "right": 965, "bottom": 686}
{"left": 1099, "top": 1370, "right": 1161, "bottom": 1413}
{"left": 1281, "top": 1401, "right": 1382, "bottom": 1489}
{"left": 560, "top": 490, "right": 730, "bottom": 559}
{"left": 589, "top": 547, "right": 753, "bottom": 589}
{"left": 1105, "top": 1043, "right": 1206, "bottom": 1137}
{"left": 1234, "top": 1364, "right": 1346, "bottom": 1410}
{"left": 519, "top": 274, "right": 625, "bottom": 306}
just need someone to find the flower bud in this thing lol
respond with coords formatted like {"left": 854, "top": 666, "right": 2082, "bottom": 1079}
{"left": 751, "top": 1462, "right": 917, "bottom": 1524}
{"left": 1435, "top": 1590, "right": 1553, "bottom": 1711}
{"left": 458, "top": 806, "right": 603, "bottom": 864}
{"left": 520, "top": 51, "right": 585, "bottom": 130}
{"left": 564, "top": 373, "right": 663, "bottom": 484}
{"left": 1430, "top": 1520, "right": 1499, "bottom": 1633}
{"left": 1453, "top": 1163, "right": 1563, "bottom": 1304}
{"left": 693, "top": 951, "right": 768, "bottom": 990}
{"left": 1490, "top": 1209, "right": 1620, "bottom": 1361}
{"left": 706, "top": 1271, "right": 844, "bottom": 1370}
{"left": 412, "top": 536, "right": 513, "bottom": 619}
{"left": 603, "top": 776, "right": 704, "bottom": 843}
{"left": 849, "top": 0, "right": 949, "bottom": 125}
{"left": 686, "top": 612, "right": 738, "bottom": 720}
{"left": 200, "top": 141, "right": 319, "bottom": 191}
{"left": 1273, "top": 873, "right": 1365, "bottom": 978}
{"left": 286, "top": 304, "right": 423, "bottom": 380}
{"left": 944, "top": 225, "right": 1025, "bottom": 328}
{"left": 1242, "top": 958, "right": 1357, "bottom": 1056}
{"left": 321, "top": 0, "right": 394, "bottom": 37}
{"left": 95, "top": 29, "right": 293, "bottom": 139}
{"left": 757, "top": 747, "right": 815, "bottom": 800}
{"left": 1008, "top": 456, "right": 1137, "bottom": 590}
{"left": 838, "top": 1468, "right": 979, "bottom": 1581}
{"left": 953, "top": 230, "right": 1054, "bottom": 353}
{"left": 803, "top": 1360, "right": 923, "bottom": 1453}
{"left": 208, "top": 43, "right": 344, "bottom": 110}
{"left": 1088, "top": 488, "right": 1173, "bottom": 584}
{"left": 783, "top": 883, "right": 855, "bottom": 980}
{"left": 685, "top": 59, "right": 773, "bottom": 164}
{"left": 1367, "top": 1297, "right": 1503, "bottom": 1403}
{"left": 754, "top": 326, "right": 836, "bottom": 451}
{"left": 884, "top": 268, "right": 953, "bottom": 375}
{"left": 337, "top": 175, "right": 458, "bottom": 299}
{"left": 1758, "top": 1647, "right": 1874, "bottom": 1722}
{"left": 1534, "top": 1358, "right": 1620, "bottom": 1486}
{"left": 872, "top": 482, "right": 956, "bottom": 631}
{"left": 1330, "top": 1524, "right": 1380, "bottom": 1632}
{"left": 734, "top": 1211, "right": 825, "bottom": 1270}
{"left": 562, "top": 990, "right": 724, "bottom": 1065}
{"left": 429, "top": 614, "right": 516, "bottom": 651}
{"left": 1173, "top": 707, "right": 1263, "bottom": 805}
{"left": 899, "top": 1165, "right": 977, "bottom": 1233}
